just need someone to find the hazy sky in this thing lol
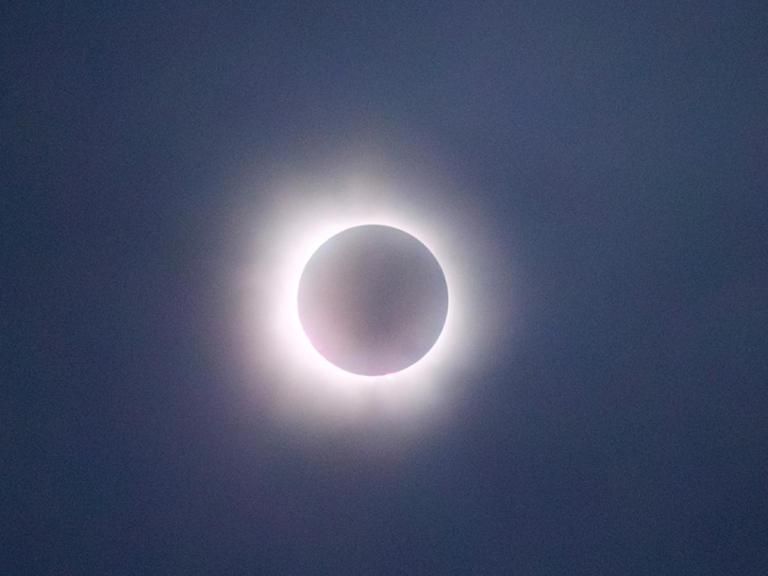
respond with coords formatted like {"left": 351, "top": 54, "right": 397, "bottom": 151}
{"left": 3, "top": 2, "right": 767, "bottom": 574}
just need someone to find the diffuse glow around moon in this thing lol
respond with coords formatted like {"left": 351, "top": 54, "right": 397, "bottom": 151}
{"left": 230, "top": 160, "right": 515, "bottom": 428}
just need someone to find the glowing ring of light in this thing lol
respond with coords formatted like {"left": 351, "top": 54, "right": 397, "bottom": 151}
{"left": 235, "top": 168, "right": 509, "bottom": 425}
{"left": 274, "top": 213, "right": 463, "bottom": 386}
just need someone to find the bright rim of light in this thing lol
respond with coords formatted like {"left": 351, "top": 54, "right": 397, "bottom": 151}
{"left": 235, "top": 168, "right": 499, "bottom": 425}
{"left": 269, "top": 208, "right": 465, "bottom": 414}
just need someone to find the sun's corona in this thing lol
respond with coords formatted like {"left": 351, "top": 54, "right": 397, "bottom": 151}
{"left": 234, "top": 166, "right": 509, "bottom": 426}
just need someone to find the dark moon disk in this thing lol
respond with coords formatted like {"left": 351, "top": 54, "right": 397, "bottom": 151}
{"left": 298, "top": 225, "right": 449, "bottom": 376}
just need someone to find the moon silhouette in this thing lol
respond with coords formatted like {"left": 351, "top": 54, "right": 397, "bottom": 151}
{"left": 298, "top": 225, "right": 449, "bottom": 376}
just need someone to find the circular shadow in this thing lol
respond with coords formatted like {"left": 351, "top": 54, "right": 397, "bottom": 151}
{"left": 298, "top": 225, "right": 449, "bottom": 376}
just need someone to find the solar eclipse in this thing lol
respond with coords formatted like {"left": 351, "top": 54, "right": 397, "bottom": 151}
{"left": 232, "top": 164, "right": 514, "bottom": 427}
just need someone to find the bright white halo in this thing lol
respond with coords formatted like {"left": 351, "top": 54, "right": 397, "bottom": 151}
{"left": 232, "top": 164, "right": 512, "bottom": 428}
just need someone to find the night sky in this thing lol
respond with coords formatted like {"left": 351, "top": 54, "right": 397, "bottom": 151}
{"left": 3, "top": 2, "right": 768, "bottom": 574}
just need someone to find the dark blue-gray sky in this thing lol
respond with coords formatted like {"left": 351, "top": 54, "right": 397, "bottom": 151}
{"left": 2, "top": 1, "right": 767, "bottom": 574}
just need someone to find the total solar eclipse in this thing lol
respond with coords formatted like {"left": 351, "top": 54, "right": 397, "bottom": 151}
{"left": 234, "top": 170, "right": 504, "bottom": 423}
{"left": 298, "top": 225, "right": 449, "bottom": 376}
